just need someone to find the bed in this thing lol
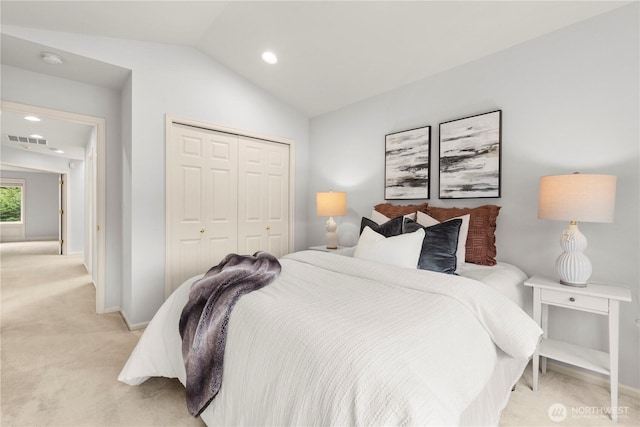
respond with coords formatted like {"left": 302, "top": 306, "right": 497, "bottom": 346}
{"left": 119, "top": 203, "right": 541, "bottom": 425}
{"left": 119, "top": 249, "right": 541, "bottom": 426}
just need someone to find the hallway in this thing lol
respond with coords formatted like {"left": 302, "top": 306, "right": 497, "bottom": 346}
{"left": 0, "top": 241, "right": 203, "bottom": 426}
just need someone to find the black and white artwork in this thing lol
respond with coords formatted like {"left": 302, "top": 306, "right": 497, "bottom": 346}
{"left": 385, "top": 126, "right": 430, "bottom": 200}
{"left": 439, "top": 110, "right": 501, "bottom": 199}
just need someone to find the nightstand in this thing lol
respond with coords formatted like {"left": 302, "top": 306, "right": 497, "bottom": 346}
{"left": 524, "top": 276, "right": 631, "bottom": 422}
{"left": 308, "top": 245, "right": 347, "bottom": 252}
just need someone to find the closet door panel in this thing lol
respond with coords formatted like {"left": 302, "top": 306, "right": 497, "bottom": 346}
{"left": 263, "top": 141, "right": 290, "bottom": 258}
{"left": 240, "top": 235, "right": 263, "bottom": 257}
{"left": 238, "top": 138, "right": 266, "bottom": 253}
{"left": 208, "top": 237, "right": 233, "bottom": 267}
{"left": 209, "top": 169, "right": 231, "bottom": 220}
{"left": 168, "top": 125, "right": 238, "bottom": 292}
{"left": 178, "top": 239, "right": 203, "bottom": 283}
{"left": 267, "top": 234, "right": 284, "bottom": 256}
{"left": 203, "top": 131, "right": 238, "bottom": 270}
{"left": 169, "top": 127, "right": 206, "bottom": 290}
{"left": 181, "top": 166, "right": 202, "bottom": 221}
{"left": 243, "top": 172, "right": 262, "bottom": 221}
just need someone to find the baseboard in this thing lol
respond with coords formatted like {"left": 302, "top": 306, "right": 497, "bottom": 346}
{"left": 547, "top": 360, "right": 640, "bottom": 399}
{"left": 102, "top": 306, "right": 149, "bottom": 331}
{"left": 119, "top": 309, "right": 149, "bottom": 331}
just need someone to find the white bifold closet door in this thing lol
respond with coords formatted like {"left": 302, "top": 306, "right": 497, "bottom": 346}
{"left": 167, "top": 123, "right": 290, "bottom": 295}
{"left": 238, "top": 137, "right": 289, "bottom": 257}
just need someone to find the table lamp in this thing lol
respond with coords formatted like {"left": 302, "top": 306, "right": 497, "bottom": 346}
{"left": 316, "top": 191, "right": 347, "bottom": 249}
{"left": 538, "top": 173, "right": 616, "bottom": 287}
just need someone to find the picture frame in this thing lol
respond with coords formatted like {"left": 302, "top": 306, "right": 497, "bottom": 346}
{"left": 439, "top": 110, "right": 502, "bottom": 199}
{"left": 385, "top": 125, "right": 430, "bottom": 200}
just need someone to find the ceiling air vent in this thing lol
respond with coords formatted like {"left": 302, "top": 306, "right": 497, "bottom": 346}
{"left": 7, "top": 135, "right": 48, "bottom": 145}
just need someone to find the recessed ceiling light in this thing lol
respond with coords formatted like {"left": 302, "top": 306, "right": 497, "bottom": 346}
{"left": 261, "top": 51, "right": 278, "bottom": 65}
{"left": 30, "top": 134, "right": 44, "bottom": 139}
{"left": 50, "top": 147, "right": 65, "bottom": 154}
{"left": 41, "top": 52, "right": 64, "bottom": 65}
{"left": 24, "top": 115, "right": 41, "bottom": 122}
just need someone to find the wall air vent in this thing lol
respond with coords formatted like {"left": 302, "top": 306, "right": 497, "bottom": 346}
{"left": 7, "top": 135, "right": 48, "bottom": 145}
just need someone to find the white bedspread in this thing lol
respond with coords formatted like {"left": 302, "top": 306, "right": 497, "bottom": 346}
{"left": 458, "top": 261, "right": 533, "bottom": 316}
{"left": 119, "top": 250, "right": 541, "bottom": 426}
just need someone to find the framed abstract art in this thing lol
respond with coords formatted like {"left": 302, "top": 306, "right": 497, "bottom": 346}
{"left": 439, "top": 110, "right": 502, "bottom": 199}
{"left": 385, "top": 125, "right": 431, "bottom": 200}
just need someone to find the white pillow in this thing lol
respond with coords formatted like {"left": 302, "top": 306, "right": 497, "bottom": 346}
{"left": 353, "top": 226, "right": 424, "bottom": 269}
{"left": 417, "top": 211, "right": 470, "bottom": 270}
{"left": 370, "top": 209, "right": 417, "bottom": 225}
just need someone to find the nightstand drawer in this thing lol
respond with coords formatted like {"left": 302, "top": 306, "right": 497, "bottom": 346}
{"left": 541, "top": 288, "right": 608, "bottom": 313}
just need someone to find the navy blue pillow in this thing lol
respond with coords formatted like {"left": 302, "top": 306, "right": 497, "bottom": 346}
{"left": 403, "top": 218, "right": 462, "bottom": 274}
{"left": 359, "top": 215, "right": 404, "bottom": 237}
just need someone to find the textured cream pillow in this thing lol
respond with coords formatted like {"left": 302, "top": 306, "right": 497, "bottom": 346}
{"left": 370, "top": 209, "right": 416, "bottom": 225}
{"left": 354, "top": 226, "right": 424, "bottom": 269}
{"left": 417, "top": 211, "right": 470, "bottom": 271}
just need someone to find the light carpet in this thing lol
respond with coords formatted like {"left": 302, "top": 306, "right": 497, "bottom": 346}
{"left": 1, "top": 241, "right": 638, "bottom": 426}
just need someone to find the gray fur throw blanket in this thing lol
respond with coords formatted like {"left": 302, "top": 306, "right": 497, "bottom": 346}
{"left": 179, "top": 251, "right": 281, "bottom": 417}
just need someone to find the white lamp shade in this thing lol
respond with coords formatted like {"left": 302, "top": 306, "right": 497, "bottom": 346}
{"left": 316, "top": 191, "right": 347, "bottom": 217}
{"left": 538, "top": 174, "right": 616, "bottom": 223}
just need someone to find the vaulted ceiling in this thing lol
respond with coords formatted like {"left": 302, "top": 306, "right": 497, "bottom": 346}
{"left": 2, "top": 1, "right": 629, "bottom": 117}
{"left": 0, "top": 1, "right": 630, "bottom": 161}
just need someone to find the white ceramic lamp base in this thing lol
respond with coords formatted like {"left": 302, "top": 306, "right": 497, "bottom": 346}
{"left": 325, "top": 216, "right": 339, "bottom": 249}
{"left": 556, "top": 222, "right": 591, "bottom": 287}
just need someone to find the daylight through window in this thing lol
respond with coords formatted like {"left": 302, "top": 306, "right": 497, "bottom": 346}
{"left": 0, "top": 180, "right": 24, "bottom": 223}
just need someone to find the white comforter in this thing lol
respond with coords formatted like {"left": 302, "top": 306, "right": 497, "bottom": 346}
{"left": 119, "top": 250, "right": 541, "bottom": 426}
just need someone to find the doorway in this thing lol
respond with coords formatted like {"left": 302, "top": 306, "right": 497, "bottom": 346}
{"left": 0, "top": 101, "right": 107, "bottom": 314}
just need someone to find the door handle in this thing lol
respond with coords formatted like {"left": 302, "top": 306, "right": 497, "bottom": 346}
{"left": 266, "top": 225, "right": 271, "bottom": 231}
{"left": 200, "top": 228, "right": 205, "bottom": 234}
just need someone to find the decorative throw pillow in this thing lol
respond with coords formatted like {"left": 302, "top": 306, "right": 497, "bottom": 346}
{"left": 417, "top": 211, "right": 470, "bottom": 271}
{"left": 425, "top": 205, "right": 501, "bottom": 266}
{"left": 374, "top": 202, "right": 428, "bottom": 219}
{"left": 354, "top": 226, "right": 425, "bottom": 269}
{"left": 403, "top": 218, "right": 462, "bottom": 274}
{"left": 359, "top": 216, "right": 404, "bottom": 237}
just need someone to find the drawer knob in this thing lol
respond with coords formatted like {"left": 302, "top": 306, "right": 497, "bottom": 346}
{"left": 569, "top": 297, "right": 576, "bottom": 302}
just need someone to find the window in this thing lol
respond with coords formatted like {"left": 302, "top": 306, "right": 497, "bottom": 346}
{"left": 0, "top": 179, "right": 25, "bottom": 223}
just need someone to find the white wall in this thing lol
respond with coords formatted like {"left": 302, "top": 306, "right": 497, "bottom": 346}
{"left": 310, "top": 4, "right": 639, "bottom": 388}
{"left": 0, "top": 169, "right": 58, "bottom": 240}
{"left": 67, "top": 160, "right": 85, "bottom": 253}
{"left": 120, "top": 74, "right": 133, "bottom": 318}
{"left": 1, "top": 143, "right": 71, "bottom": 172}
{"left": 2, "top": 27, "right": 310, "bottom": 325}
